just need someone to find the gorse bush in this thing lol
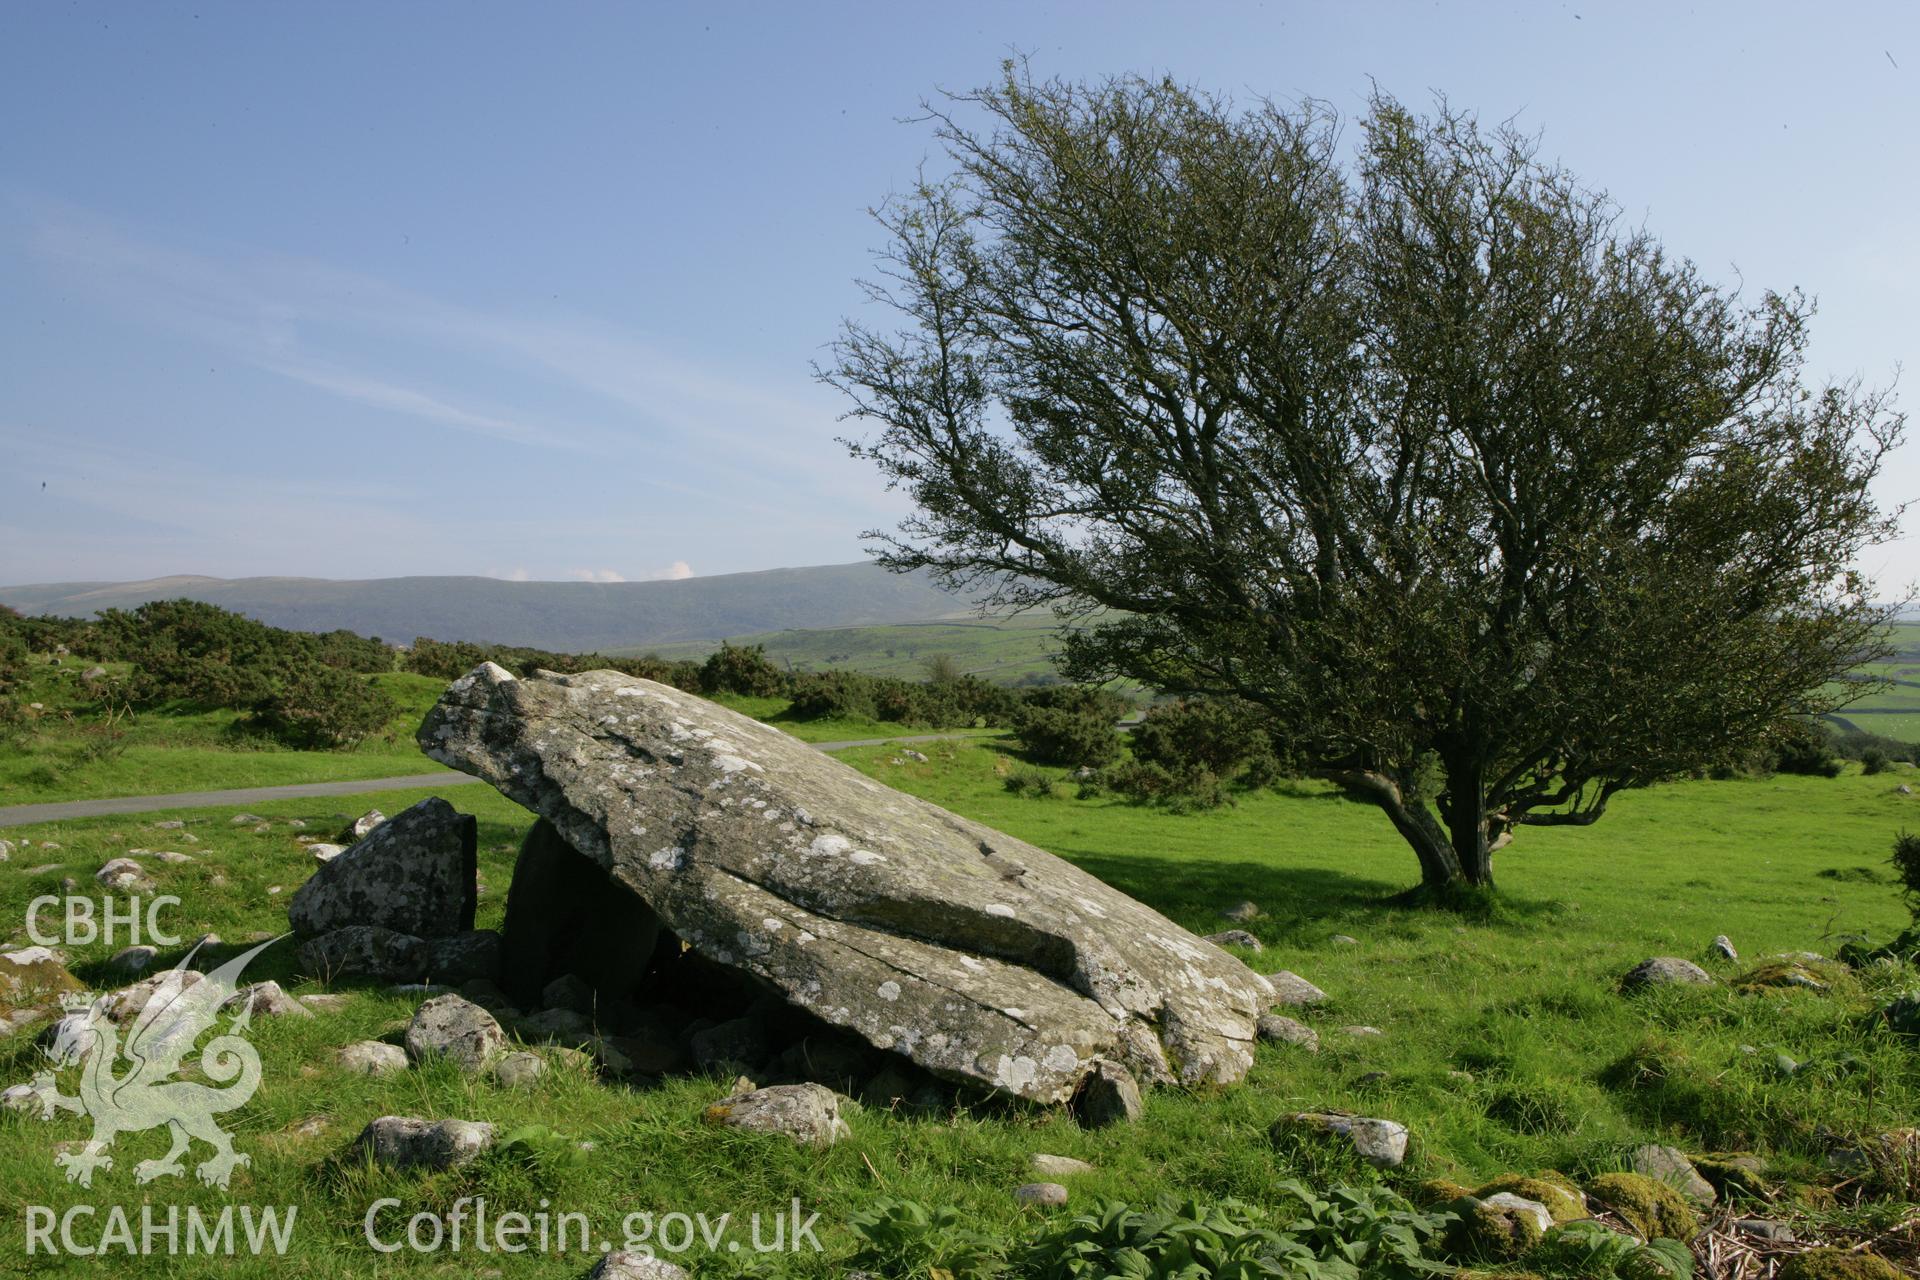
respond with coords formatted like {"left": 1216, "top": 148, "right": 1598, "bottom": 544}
{"left": 699, "top": 643, "right": 786, "bottom": 697}
{"left": 245, "top": 664, "right": 397, "bottom": 750}
{"left": 1110, "top": 698, "right": 1290, "bottom": 807}
{"left": 1011, "top": 703, "right": 1122, "bottom": 768}
{"left": 1892, "top": 830, "right": 1920, "bottom": 918}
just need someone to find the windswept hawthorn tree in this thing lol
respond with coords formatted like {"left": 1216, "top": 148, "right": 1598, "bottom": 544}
{"left": 825, "top": 67, "right": 1904, "bottom": 894}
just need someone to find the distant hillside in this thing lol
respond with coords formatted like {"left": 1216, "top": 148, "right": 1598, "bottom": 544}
{"left": 636, "top": 612, "right": 1069, "bottom": 683}
{"left": 0, "top": 563, "right": 970, "bottom": 653}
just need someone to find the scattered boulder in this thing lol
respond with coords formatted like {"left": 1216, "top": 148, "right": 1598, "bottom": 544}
{"left": 1330, "top": 934, "right": 1359, "bottom": 946}
{"left": 153, "top": 820, "right": 185, "bottom": 830}
{"left": 94, "top": 858, "right": 154, "bottom": 893}
{"left": 1621, "top": 957, "right": 1713, "bottom": 991}
{"left": 1015, "top": 1182, "right": 1069, "bottom": 1207}
{"left": 1445, "top": 1194, "right": 1547, "bottom": 1261}
{"left": 298, "top": 925, "right": 426, "bottom": 983}
{"left": 307, "top": 843, "right": 347, "bottom": 864}
{"left": 1264, "top": 971, "right": 1327, "bottom": 1006}
{"left": 354, "top": 1115, "right": 493, "bottom": 1171}
{"left": 0, "top": 839, "right": 11, "bottom": 862}
{"left": 492, "top": 1051, "right": 547, "bottom": 1088}
{"left": 0, "top": 947, "right": 84, "bottom": 1020}
{"left": 690, "top": 1016, "right": 771, "bottom": 1072}
{"left": 225, "top": 981, "right": 312, "bottom": 1020}
{"left": 1029, "top": 1153, "right": 1095, "bottom": 1178}
{"left": 589, "top": 1252, "right": 690, "bottom": 1280}
{"left": 1584, "top": 1172, "right": 1698, "bottom": 1240}
{"left": 1072, "top": 1059, "right": 1142, "bottom": 1128}
{"left": 1775, "top": 1249, "right": 1902, "bottom": 1280}
{"left": 541, "top": 973, "right": 596, "bottom": 1015}
{"left": 1203, "top": 929, "right": 1262, "bottom": 951}
{"left": 344, "top": 810, "right": 387, "bottom": 841}
{"left": 1220, "top": 900, "right": 1262, "bottom": 922}
{"left": 1271, "top": 1112, "right": 1408, "bottom": 1168}
{"left": 421, "top": 665, "right": 1273, "bottom": 1103}
{"left": 108, "top": 945, "right": 158, "bottom": 975}
{"left": 1732, "top": 1218, "right": 1796, "bottom": 1243}
{"left": 1709, "top": 935, "right": 1738, "bottom": 961}
{"left": 288, "top": 798, "right": 476, "bottom": 940}
{"left": 1341, "top": 1025, "right": 1384, "bottom": 1038}
{"left": 337, "top": 1041, "right": 408, "bottom": 1076}
{"left": 405, "top": 995, "right": 506, "bottom": 1072}
{"left": 1473, "top": 1173, "right": 1584, "bottom": 1222}
{"left": 1736, "top": 959, "right": 1834, "bottom": 994}
{"left": 702, "top": 1082, "right": 851, "bottom": 1148}
{"left": 424, "top": 930, "right": 503, "bottom": 984}
{"left": 230, "top": 814, "right": 265, "bottom": 826}
{"left": 1255, "top": 1014, "right": 1319, "bottom": 1051}
{"left": 1626, "top": 1145, "right": 1716, "bottom": 1208}
{"left": 516, "top": 1007, "right": 593, "bottom": 1044}
{"left": 149, "top": 850, "right": 193, "bottom": 865}
{"left": 901, "top": 749, "right": 928, "bottom": 763}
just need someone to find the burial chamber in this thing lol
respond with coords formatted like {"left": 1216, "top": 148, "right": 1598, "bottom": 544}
{"left": 419, "top": 663, "right": 1274, "bottom": 1104}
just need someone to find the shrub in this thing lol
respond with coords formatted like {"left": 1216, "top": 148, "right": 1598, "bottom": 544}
{"left": 1863, "top": 747, "right": 1890, "bottom": 774}
{"left": 1892, "top": 830, "right": 1920, "bottom": 917}
{"left": 1002, "top": 766, "right": 1058, "bottom": 798}
{"left": 1011, "top": 703, "right": 1121, "bottom": 768}
{"left": 1768, "top": 718, "right": 1844, "bottom": 777}
{"left": 787, "top": 671, "right": 880, "bottom": 721}
{"left": 698, "top": 643, "right": 785, "bottom": 697}
{"left": 1103, "top": 759, "right": 1228, "bottom": 811}
{"left": 247, "top": 665, "right": 396, "bottom": 749}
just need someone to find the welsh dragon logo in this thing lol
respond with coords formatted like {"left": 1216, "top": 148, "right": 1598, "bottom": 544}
{"left": 24, "top": 936, "right": 281, "bottom": 1189}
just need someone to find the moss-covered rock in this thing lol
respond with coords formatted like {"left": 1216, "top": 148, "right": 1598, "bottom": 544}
{"left": 1584, "top": 1172, "right": 1699, "bottom": 1241}
{"left": 1694, "top": 1154, "right": 1768, "bottom": 1199}
{"left": 1734, "top": 958, "right": 1849, "bottom": 995}
{"left": 1775, "top": 1248, "right": 1902, "bottom": 1280}
{"left": 1445, "top": 1196, "right": 1547, "bottom": 1262}
{"left": 1413, "top": 1177, "right": 1474, "bottom": 1207}
{"left": 1473, "top": 1174, "right": 1585, "bottom": 1222}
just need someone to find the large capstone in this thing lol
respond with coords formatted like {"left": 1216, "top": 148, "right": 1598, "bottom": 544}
{"left": 420, "top": 664, "right": 1273, "bottom": 1103}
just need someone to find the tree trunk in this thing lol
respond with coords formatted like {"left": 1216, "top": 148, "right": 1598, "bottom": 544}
{"left": 1440, "top": 754, "right": 1496, "bottom": 889}
{"left": 1324, "top": 766, "right": 1467, "bottom": 892}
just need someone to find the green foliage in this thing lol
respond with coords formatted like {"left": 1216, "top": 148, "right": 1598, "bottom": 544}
{"left": 1774, "top": 1248, "right": 1904, "bottom": 1280}
{"left": 1528, "top": 1221, "right": 1692, "bottom": 1280}
{"left": 1012, "top": 705, "right": 1122, "bottom": 768}
{"left": 1109, "top": 698, "right": 1288, "bottom": 808}
{"left": 1767, "top": 719, "right": 1846, "bottom": 778}
{"left": 700, "top": 642, "right": 787, "bottom": 697}
{"left": 1018, "top": 1196, "right": 1324, "bottom": 1280}
{"left": 831, "top": 66, "right": 1902, "bottom": 893}
{"left": 1890, "top": 830, "right": 1920, "bottom": 917}
{"left": 244, "top": 663, "right": 397, "bottom": 750}
{"left": 1860, "top": 747, "right": 1890, "bottom": 775}
{"left": 846, "top": 1188, "right": 1455, "bottom": 1280}
{"left": 848, "top": 1198, "right": 1008, "bottom": 1279}
{"left": 1003, "top": 766, "right": 1060, "bottom": 798}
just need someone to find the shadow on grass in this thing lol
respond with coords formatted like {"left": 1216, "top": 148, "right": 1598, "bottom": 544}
{"left": 1053, "top": 848, "right": 1571, "bottom": 941}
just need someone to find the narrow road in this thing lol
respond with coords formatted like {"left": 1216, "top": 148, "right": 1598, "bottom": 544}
{"left": 0, "top": 731, "right": 996, "bottom": 828}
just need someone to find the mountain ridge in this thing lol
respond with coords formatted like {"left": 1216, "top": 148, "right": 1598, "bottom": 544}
{"left": 0, "top": 563, "right": 971, "bottom": 653}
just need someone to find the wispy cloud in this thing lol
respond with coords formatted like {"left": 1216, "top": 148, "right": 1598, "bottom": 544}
{"left": 16, "top": 196, "right": 874, "bottom": 500}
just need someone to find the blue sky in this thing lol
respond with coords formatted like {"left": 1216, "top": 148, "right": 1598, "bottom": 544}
{"left": 1, "top": 1, "right": 1914, "bottom": 587}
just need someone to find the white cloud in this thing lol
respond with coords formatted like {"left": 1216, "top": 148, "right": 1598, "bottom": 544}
{"left": 565, "top": 568, "right": 627, "bottom": 583}
{"left": 652, "top": 560, "right": 694, "bottom": 580}
{"left": 488, "top": 567, "right": 532, "bottom": 582}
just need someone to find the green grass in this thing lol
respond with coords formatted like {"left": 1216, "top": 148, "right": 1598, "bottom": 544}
{"left": 0, "top": 669, "right": 448, "bottom": 804}
{"left": 0, "top": 745, "right": 1914, "bottom": 1275}
{"left": 636, "top": 612, "right": 1071, "bottom": 683}
{"left": 0, "top": 659, "right": 990, "bottom": 805}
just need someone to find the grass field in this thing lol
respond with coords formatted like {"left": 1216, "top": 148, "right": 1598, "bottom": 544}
{"left": 0, "top": 656, "right": 997, "bottom": 806}
{"left": 637, "top": 612, "right": 1070, "bottom": 684}
{"left": 0, "top": 667, "right": 448, "bottom": 805}
{"left": 0, "top": 741, "right": 1914, "bottom": 1275}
